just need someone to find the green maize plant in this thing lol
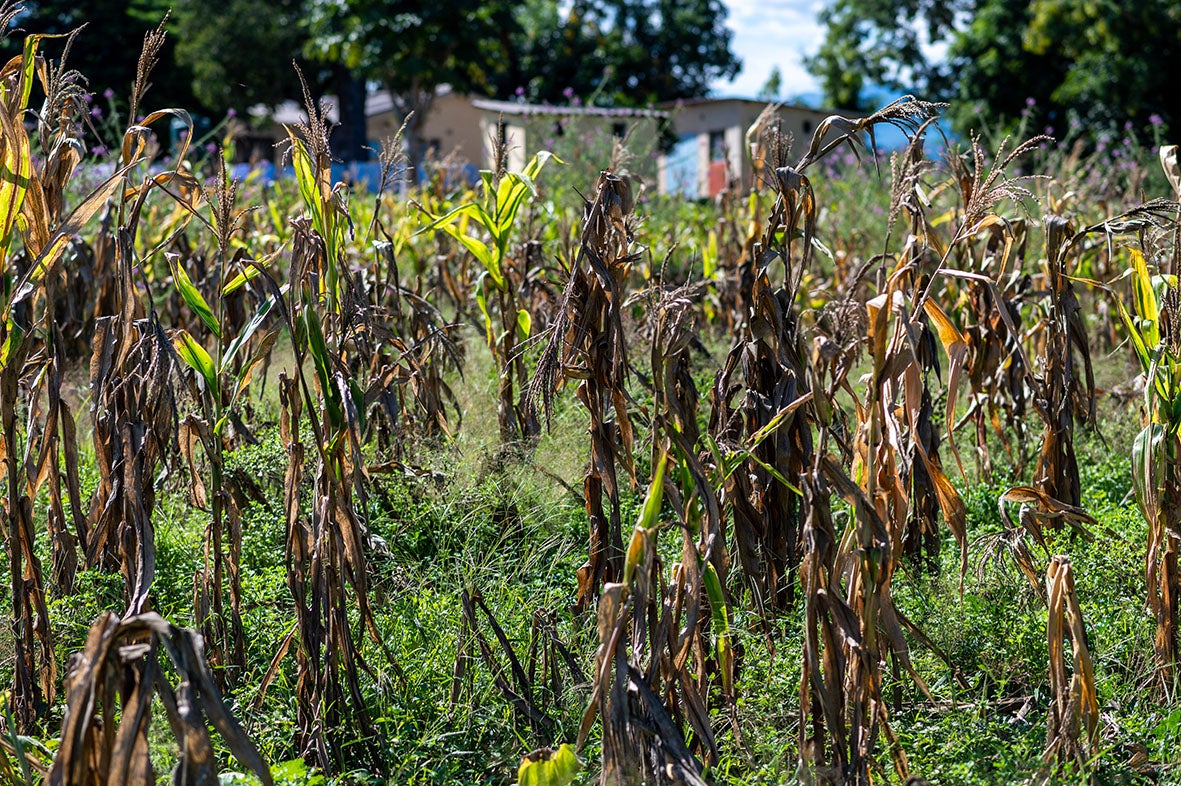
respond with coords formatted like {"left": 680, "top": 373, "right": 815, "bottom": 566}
{"left": 170, "top": 153, "right": 279, "bottom": 678}
{"left": 285, "top": 75, "right": 350, "bottom": 317}
{"left": 1111, "top": 241, "right": 1181, "bottom": 677}
{"left": 419, "top": 147, "right": 558, "bottom": 444}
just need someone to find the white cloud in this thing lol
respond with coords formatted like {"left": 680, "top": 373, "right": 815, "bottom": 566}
{"left": 713, "top": 0, "right": 826, "bottom": 100}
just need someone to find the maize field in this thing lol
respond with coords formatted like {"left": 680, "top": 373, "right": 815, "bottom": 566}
{"left": 1, "top": 10, "right": 1180, "bottom": 786}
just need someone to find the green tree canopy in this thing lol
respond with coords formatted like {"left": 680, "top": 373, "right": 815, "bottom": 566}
{"left": 511, "top": 0, "right": 740, "bottom": 105}
{"left": 171, "top": 0, "right": 311, "bottom": 114}
{"left": 303, "top": 0, "right": 521, "bottom": 162}
{"left": 759, "top": 66, "right": 783, "bottom": 100}
{"left": 11, "top": 0, "right": 740, "bottom": 162}
{"left": 805, "top": 0, "right": 960, "bottom": 113}
{"left": 808, "top": 0, "right": 1181, "bottom": 141}
{"left": 303, "top": 0, "right": 739, "bottom": 162}
{"left": 14, "top": 0, "right": 196, "bottom": 111}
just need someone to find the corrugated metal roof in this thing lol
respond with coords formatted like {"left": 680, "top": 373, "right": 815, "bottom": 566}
{"left": 258, "top": 90, "right": 672, "bottom": 125}
{"left": 469, "top": 98, "right": 668, "bottom": 119}
{"left": 660, "top": 96, "right": 854, "bottom": 116}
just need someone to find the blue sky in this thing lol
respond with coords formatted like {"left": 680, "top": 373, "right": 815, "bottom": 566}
{"left": 712, "top": 0, "right": 826, "bottom": 101}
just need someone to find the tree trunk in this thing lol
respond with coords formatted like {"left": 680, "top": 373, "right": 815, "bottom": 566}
{"left": 385, "top": 84, "right": 435, "bottom": 184}
{"left": 331, "top": 68, "right": 368, "bottom": 162}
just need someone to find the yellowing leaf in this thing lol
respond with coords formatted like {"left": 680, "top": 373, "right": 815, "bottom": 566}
{"left": 1131, "top": 249, "right": 1160, "bottom": 349}
{"left": 517, "top": 744, "right": 582, "bottom": 786}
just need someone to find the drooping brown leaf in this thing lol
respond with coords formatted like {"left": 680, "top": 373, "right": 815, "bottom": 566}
{"left": 1042, "top": 556, "right": 1098, "bottom": 775}
{"left": 48, "top": 611, "right": 272, "bottom": 786}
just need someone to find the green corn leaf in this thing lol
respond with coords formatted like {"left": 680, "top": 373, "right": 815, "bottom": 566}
{"left": 350, "top": 376, "right": 367, "bottom": 435}
{"left": 1171, "top": 394, "right": 1181, "bottom": 431}
{"left": 1110, "top": 288, "right": 1154, "bottom": 368}
{"left": 13, "top": 34, "right": 40, "bottom": 111}
{"left": 443, "top": 223, "right": 502, "bottom": 288}
{"left": 494, "top": 151, "right": 558, "bottom": 241}
{"left": 415, "top": 200, "right": 491, "bottom": 235}
{"left": 476, "top": 273, "right": 494, "bottom": 346}
{"left": 289, "top": 136, "right": 324, "bottom": 230}
{"left": 0, "top": 107, "right": 31, "bottom": 251}
{"left": 0, "top": 32, "right": 46, "bottom": 249}
{"left": 174, "top": 330, "right": 219, "bottom": 395}
{"left": 702, "top": 433, "right": 729, "bottom": 479}
{"left": 221, "top": 296, "right": 274, "bottom": 373}
{"left": 223, "top": 259, "right": 267, "bottom": 296}
{"left": 748, "top": 404, "right": 791, "bottom": 447}
{"left": 1132, "top": 423, "right": 1165, "bottom": 521}
{"left": 495, "top": 172, "right": 534, "bottom": 230}
{"left": 416, "top": 200, "right": 505, "bottom": 288}
{"left": 521, "top": 150, "right": 560, "bottom": 181}
{"left": 747, "top": 452, "right": 803, "bottom": 496}
{"left": 169, "top": 253, "right": 221, "bottom": 338}
{"left": 0, "top": 320, "right": 24, "bottom": 372}
{"left": 703, "top": 229, "right": 718, "bottom": 279}
{"left": 623, "top": 455, "right": 667, "bottom": 587}
{"left": 703, "top": 561, "right": 730, "bottom": 636}
{"left": 639, "top": 454, "right": 667, "bottom": 531}
{"left": 303, "top": 306, "right": 343, "bottom": 428}
{"left": 702, "top": 560, "right": 733, "bottom": 694}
